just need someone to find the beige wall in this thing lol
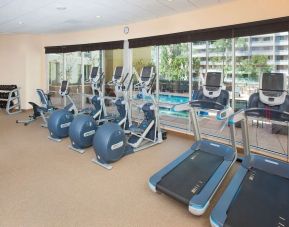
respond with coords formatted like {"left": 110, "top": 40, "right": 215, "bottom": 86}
{"left": 133, "top": 47, "right": 154, "bottom": 75}
{"left": 0, "top": 0, "right": 288, "bottom": 109}
{"left": 0, "top": 35, "right": 44, "bottom": 109}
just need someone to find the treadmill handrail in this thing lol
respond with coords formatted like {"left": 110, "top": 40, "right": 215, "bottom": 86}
{"left": 228, "top": 109, "right": 246, "bottom": 125}
{"left": 173, "top": 100, "right": 226, "bottom": 112}
{"left": 229, "top": 108, "right": 289, "bottom": 125}
{"left": 245, "top": 108, "right": 289, "bottom": 122}
{"left": 190, "top": 100, "right": 225, "bottom": 111}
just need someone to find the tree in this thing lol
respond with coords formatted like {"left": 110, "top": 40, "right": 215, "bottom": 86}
{"left": 210, "top": 38, "right": 247, "bottom": 76}
{"left": 238, "top": 55, "right": 272, "bottom": 81}
{"left": 65, "top": 53, "right": 81, "bottom": 84}
{"left": 134, "top": 59, "right": 155, "bottom": 76}
{"left": 159, "top": 43, "right": 189, "bottom": 81}
{"left": 192, "top": 57, "right": 201, "bottom": 76}
{"left": 210, "top": 38, "right": 271, "bottom": 82}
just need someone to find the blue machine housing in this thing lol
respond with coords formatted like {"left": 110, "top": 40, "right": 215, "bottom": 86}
{"left": 48, "top": 109, "right": 74, "bottom": 139}
{"left": 93, "top": 123, "right": 133, "bottom": 164}
{"left": 69, "top": 114, "right": 97, "bottom": 150}
{"left": 67, "top": 94, "right": 104, "bottom": 152}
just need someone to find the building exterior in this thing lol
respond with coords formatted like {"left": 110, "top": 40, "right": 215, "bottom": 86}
{"left": 192, "top": 32, "right": 289, "bottom": 76}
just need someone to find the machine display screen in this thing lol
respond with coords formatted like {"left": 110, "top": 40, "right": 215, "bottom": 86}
{"left": 206, "top": 72, "right": 221, "bottom": 87}
{"left": 141, "top": 67, "right": 152, "bottom": 80}
{"left": 262, "top": 73, "right": 284, "bottom": 91}
{"left": 61, "top": 81, "right": 68, "bottom": 92}
{"left": 114, "top": 66, "right": 123, "bottom": 79}
{"left": 90, "top": 67, "right": 98, "bottom": 79}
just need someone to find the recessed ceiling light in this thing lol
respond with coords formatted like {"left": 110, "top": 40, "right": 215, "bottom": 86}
{"left": 18, "top": 21, "right": 24, "bottom": 25}
{"left": 167, "top": 0, "right": 174, "bottom": 2}
{"left": 96, "top": 15, "right": 101, "bottom": 18}
{"left": 56, "top": 6, "right": 67, "bottom": 10}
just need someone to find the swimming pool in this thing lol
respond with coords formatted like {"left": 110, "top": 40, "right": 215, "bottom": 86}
{"left": 159, "top": 94, "right": 189, "bottom": 118}
{"left": 159, "top": 94, "right": 189, "bottom": 104}
{"left": 136, "top": 94, "right": 190, "bottom": 118}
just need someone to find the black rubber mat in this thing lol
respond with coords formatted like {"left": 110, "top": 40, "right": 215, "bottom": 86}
{"left": 156, "top": 150, "right": 223, "bottom": 204}
{"left": 225, "top": 168, "right": 289, "bottom": 227}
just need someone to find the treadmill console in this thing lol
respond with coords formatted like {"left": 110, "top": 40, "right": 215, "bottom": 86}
{"left": 259, "top": 72, "right": 287, "bottom": 106}
{"left": 203, "top": 72, "right": 222, "bottom": 98}
{"left": 90, "top": 67, "right": 99, "bottom": 79}
{"left": 59, "top": 80, "right": 69, "bottom": 96}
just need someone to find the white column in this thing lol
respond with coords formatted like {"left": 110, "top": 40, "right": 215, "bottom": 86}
{"left": 287, "top": 32, "right": 289, "bottom": 91}
{"left": 63, "top": 53, "right": 67, "bottom": 106}
{"left": 232, "top": 38, "right": 236, "bottom": 111}
{"left": 272, "top": 34, "right": 276, "bottom": 72}
{"left": 123, "top": 40, "right": 130, "bottom": 74}
{"left": 128, "top": 48, "right": 133, "bottom": 126}
{"left": 45, "top": 54, "right": 49, "bottom": 91}
{"left": 188, "top": 43, "right": 192, "bottom": 132}
{"left": 206, "top": 41, "right": 209, "bottom": 75}
{"left": 101, "top": 50, "right": 105, "bottom": 75}
{"left": 63, "top": 53, "right": 66, "bottom": 80}
{"left": 81, "top": 52, "right": 85, "bottom": 109}
{"left": 156, "top": 46, "right": 162, "bottom": 141}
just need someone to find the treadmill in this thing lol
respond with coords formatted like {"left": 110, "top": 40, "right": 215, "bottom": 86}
{"left": 210, "top": 73, "right": 289, "bottom": 227}
{"left": 149, "top": 72, "right": 236, "bottom": 215}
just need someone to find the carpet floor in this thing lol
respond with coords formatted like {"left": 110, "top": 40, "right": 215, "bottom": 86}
{"left": 0, "top": 111, "right": 238, "bottom": 227}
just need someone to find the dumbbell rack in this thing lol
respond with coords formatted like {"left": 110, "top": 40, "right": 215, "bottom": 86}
{"left": 0, "top": 85, "right": 21, "bottom": 115}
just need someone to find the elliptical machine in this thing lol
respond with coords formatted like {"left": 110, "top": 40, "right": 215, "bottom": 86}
{"left": 106, "top": 66, "right": 131, "bottom": 130}
{"left": 92, "top": 66, "right": 165, "bottom": 170}
{"left": 68, "top": 66, "right": 131, "bottom": 154}
{"left": 47, "top": 80, "right": 80, "bottom": 142}
{"left": 68, "top": 66, "right": 106, "bottom": 153}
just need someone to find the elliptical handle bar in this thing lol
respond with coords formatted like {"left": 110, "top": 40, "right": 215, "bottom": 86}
{"left": 125, "top": 73, "right": 134, "bottom": 91}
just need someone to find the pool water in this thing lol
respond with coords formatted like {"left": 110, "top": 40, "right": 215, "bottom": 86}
{"left": 136, "top": 94, "right": 190, "bottom": 118}
{"left": 159, "top": 94, "right": 189, "bottom": 104}
{"left": 159, "top": 94, "right": 189, "bottom": 118}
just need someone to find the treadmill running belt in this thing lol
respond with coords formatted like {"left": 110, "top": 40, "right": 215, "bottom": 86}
{"left": 156, "top": 150, "right": 223, "bottom": 205}
{"left": 224, "top": 168, "right": 289, "bottom": 227}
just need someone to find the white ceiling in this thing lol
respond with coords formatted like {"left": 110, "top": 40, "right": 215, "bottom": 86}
{"left": 0, "top": 0, "right": 235, "bottom": 34}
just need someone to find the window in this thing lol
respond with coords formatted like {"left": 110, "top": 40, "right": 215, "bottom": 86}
{"left": 46, "top": 28, "right": 289, "bottom": 158}
{"left": 198, "top": 39, "right": 233, "bottom": 142}
{"left": 64, "top": 52, "right": 82, "bottom": 109}
{"left": 159, "top": 43, "right": 190, "bottom": 130}
{"left": 47, "top": 53, "right": 64, "bottom": 106}
{"left": 276, "top": 55, "right": 288, "bottom": 60}
{"left": 83, "top": 51, "right": 101, "bottom": 97}
{"left": 251, "top": 46, "right": 273, "bottom": 51}
{"left": 132, "top": 46, "right": 158, "bottom": 123}
{"left": 103, "top": 49, "right": 123, "bottom": 116}
{"left": 277, "top": 46, "right": 288, "bottom": 51}
{"left": 235, "top": 32, "right": 289, "bottom": 156}
{"left": 104, "top": 49, "right": 123, "bottom": 87}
